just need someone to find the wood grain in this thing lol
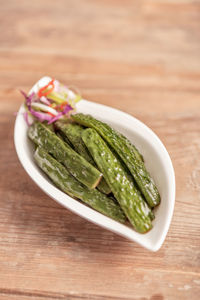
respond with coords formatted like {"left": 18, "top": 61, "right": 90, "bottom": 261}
{"left": 0, "top": 0, "right": 200, "bottom": 299}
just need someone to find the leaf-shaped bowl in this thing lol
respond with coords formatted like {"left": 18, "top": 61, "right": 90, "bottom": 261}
{"left": 14, "top": 76, "right": 175, "bottom": 251}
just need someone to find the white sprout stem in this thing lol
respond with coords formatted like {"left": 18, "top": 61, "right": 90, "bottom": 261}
{"left": 31, "top": 103, "right": 58, "bottom": 115}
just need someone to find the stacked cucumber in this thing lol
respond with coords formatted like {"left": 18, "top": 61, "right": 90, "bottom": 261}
{"left": 28, "top": 113, "right": 160, "bottom": 233}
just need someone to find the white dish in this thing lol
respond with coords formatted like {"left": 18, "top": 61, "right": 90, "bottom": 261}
{"left": 14, "top": 76, "right": 175, "bottom": 251}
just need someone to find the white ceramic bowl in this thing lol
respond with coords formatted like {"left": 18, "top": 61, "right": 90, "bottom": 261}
{"left": 14, "top": 76, "right": 175, "bottom": 251}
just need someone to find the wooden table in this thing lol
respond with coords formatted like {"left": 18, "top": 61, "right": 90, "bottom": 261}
{"left": 1, "top": 0, "right": 200, "bottom": 299}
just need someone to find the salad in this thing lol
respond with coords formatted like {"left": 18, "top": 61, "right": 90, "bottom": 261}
{"left": 21, "top": 78, "right": 161, "bottom": 234}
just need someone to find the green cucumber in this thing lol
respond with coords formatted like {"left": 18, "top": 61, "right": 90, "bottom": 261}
{"left": 82, "top": 128, "right": 152, "bottom": 233}
{"left": 34, "top": 147, "right": 126, "bottom": 223}
{"left": 28, "top": 121, "right": 102, "bottom": 189}
{"left": 56, "top": 131, "right": 74, "bottom": 148}
{"left": 56, "top": 121, "right": 111, "bottom": 195}
{"left": 43, "top": 121, "right": 55, "bottom": 132}
{"left": 72, "top": 113, "right": 160, "bottom": 208}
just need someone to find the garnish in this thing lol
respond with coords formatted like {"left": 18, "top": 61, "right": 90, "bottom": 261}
{"left": 20, "top": 79, "right": 81, "bottom": 125}
{"left": 38, "top": 79, "right": 55, "bottom": 98}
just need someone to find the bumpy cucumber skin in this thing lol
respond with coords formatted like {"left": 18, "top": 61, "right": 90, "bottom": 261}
{"left": 56, "top": 122, "right": 95, "bottom": 164}
{"left": 43, "top": 121, "right": 54, "bottom": 132}
{"left": 118, "top": 132, "right": 144, "bottom": 162}
{"left": 57, "top": 131, "right": 74, "bottom": 148}
{"left": 82, "top": 128, "right": 152, "bottom": 233}
{"left": 72, "top": 113, "right": 160, "bottom": 208}
{"left": 34, "top": 147, "right": 126, "bottom": 223}
{"left": 28, "top": 121, "right": 102, "bottom": 189}
{"left": 56, "top": 121, "right": 111, "bottom": 195}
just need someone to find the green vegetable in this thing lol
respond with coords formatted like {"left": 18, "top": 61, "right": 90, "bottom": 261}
{"left": 43, "top": 121, "right": 54, "bottom": 132}
{"left": 56, "top": 131, "right": 74, "bottom": 148}
{"left": 72, "top": 113, "right": 160, "bottom": 208}
{"left": 82, "top": 128, "right": 152, "bottom": 233}
{"left": 56, "top": 121, "right": 94, "bottom": 164}
{"left": 28, "top": 121, "right": 102, "bottom": 189}
{"left": 149, "top": 210, "right": 155, "bottom": 221}
{"left": 56, "top": 121, "right": 111, "bottom": 195}
{"left": 119, "top": 133, "right": 144, "bottom": 162}
{"left": 34, "top": 147, "right": 126, "bottom": 223}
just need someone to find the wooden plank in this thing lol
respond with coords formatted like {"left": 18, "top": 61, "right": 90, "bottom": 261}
{"left": 0, "top": 0, "right": 200, "bottom": 299}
